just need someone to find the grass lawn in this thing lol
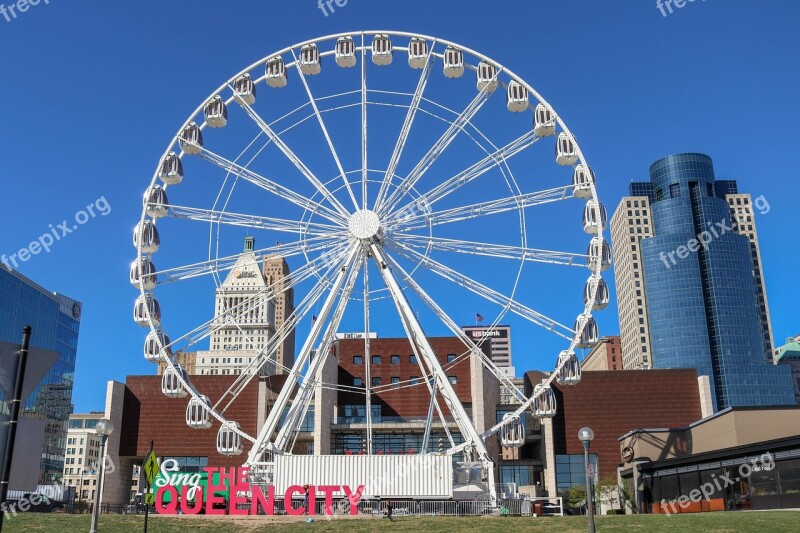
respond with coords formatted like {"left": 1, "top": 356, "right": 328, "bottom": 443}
{"left": 2, "top": 511, "right": 799, "bottom": 532}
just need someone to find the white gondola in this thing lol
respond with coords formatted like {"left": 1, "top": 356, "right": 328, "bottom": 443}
{"left": 476, "top": 61, "right": 499, "bottom": 93}
{"left": 534, "top": 103, "right": 556, "bottom": 137}
{"left": 144, "top": 330, "right": 171, "bottom": 362}
{"left": 299, "top": 43, "right": 321, "bottom": 75}
{"left": 179, "top": 122, "right": 203, "bottom": 154}
{"left": 407, "top": 37, "right": 428, "bottom": 69}
{"left": 130, "top": 257, "right": 157, "bottom": 290}
{"left": 583, "top": 200, "right": 608, "bottom": 233}
{"left": 372, "top": 34, "right": 393, "bottom": 66}
{"left": 161, "top": 365, "right": 188, "bottom": 398}
{"left": 443, "top": 46, "right": 464, "bottom": 78}
{"left": 587, "top": 237, "right": 612, "bottom": 272}
{"left": 500, "top": 413, "right": 525, "bottom": 448}
{"left": 158, "top": 152, "right": 183, "bottom": 185}
{"left": 204, "top": 96, "right": 228, "bottom": 128}
{"left": 143, "top": 185, "right": 168, "bottom": 218}
{"left": 265, "top": 56, "right": 287, "bottom": 88}
{"left": 572, "top": 164, "right": 595, "bottom": 199}
{"left": 133, "top": 293, "right": 161, "bottom": 328}
{"left": 556, "top": 132, "right": 578, "bottom": 166}
{"left": 532, "top": 384, "right": 557, "bottom": 418}
{"left": 556, "top": 350, "right": 582, "bottom": 386}
{"left": 217, "top": 422, "right": 244, "bottom": 456}
{"left": 133, "top": 220, "right": 160, "bottom": 253}
{"left": 186, "top": 395, "right": 212, "bottom": 430}
{"left": 583, "top": 276, "right": 610, "bottom": 311}
{"left": 574, "top": 314, "right": 599, "bottom": 348}
{"left": 335, "top": 36, "right": 356, "bottom": 68}
{"left": 506, "top": 80, "right": 529, "bottom": 112}
{"left": 233, "top": 73, "right": 256, "bottom": 105}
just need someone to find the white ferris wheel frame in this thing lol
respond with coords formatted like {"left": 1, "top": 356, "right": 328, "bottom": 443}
{"left": 134, "top": 29, "right": 607, "bottom": 490}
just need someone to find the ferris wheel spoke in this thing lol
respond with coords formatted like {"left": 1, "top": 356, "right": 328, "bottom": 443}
{"left": 378, "top": 85, "right": 494, "bottom": 217}
{"left": 381, "top": 250, "right": 528, "bottom": 404}
{"left": 166, "top": 204, "right": 341, "bottom": 236}
{"left": 194, "top": 147, "right": 347, "bottom": 226}
{"left": 234, "top": 94, "right": 352, "bottom": 218}
{"left": 153, "top": 235, "right": 343, "bottom": 285}
{"left": 274, "top": 254, "right": 364, "bottom": 451}
{"left": 393, "top": 234, "right": 588, "bottom": 267}
{"left": 373, "top": 43, "right": 435, "bottom": 211}
{"left": 387, "top": 130, "right": 539, "bottom": 224}
{"left": 247, "top": 245, "right": 361, "bottom": 462}
{"left": 393, "top": 184, "right": 574, "bottom": 231}
{"left": 387, "top": 239, "right": 574, "bottom": 340}
{"left": 367, "top": 242, "right": 491, "bottom": 459}
{"left": 290, "top": 49, "right": 359, "bottom": 211}
{"left": 360, "top": 35, "right": 368, "bottom": 209}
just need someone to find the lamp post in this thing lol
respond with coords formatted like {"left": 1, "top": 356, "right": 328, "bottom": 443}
{"left": 578, "top": 427, "right": 595, "bottom": 533}
{"left": 89, "top": 418, "right": 114, "bottom": 533}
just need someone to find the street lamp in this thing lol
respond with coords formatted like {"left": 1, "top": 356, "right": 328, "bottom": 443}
{"left": 89, "top": 418, "right": 114, "bottom": 533}
{"left": 578, "top": 427, "right": 595, "bottom": 533}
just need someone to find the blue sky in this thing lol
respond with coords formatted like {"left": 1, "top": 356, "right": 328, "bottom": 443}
{"left": 1, "top": 1, "right": 798, "bottom": 413}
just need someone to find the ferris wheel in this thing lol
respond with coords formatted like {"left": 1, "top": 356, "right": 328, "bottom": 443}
{"left": 131, "top": 31, "right": 610, "bottom": 496}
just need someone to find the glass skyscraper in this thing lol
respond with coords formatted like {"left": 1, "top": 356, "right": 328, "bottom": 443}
{"left": 637, "top": 153, "right": 793, "bottom": 410}
{"left": 0, "top": 265, "right": 81, "bottom": 484}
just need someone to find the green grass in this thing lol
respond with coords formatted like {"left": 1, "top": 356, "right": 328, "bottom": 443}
{"left": 2, "top": 512, "right": 799, "bottom": 532}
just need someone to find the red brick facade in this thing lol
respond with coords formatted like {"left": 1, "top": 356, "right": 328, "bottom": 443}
{"left": 119, "top": 375, "right": 261, "bottom": 465}
{"left": 335, "top": 337, "right": 475, "bottom": 418}
{"left": 530, "top": 369, "right": 702, "bottom": 478}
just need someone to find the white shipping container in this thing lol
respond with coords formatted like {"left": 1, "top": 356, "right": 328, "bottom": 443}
{"left": 274, "top": 454, "right": 453, "bottom": 499}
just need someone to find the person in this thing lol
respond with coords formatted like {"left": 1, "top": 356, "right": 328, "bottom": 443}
{"left": 302, "top": 484, "right": 310, "bottom": 514}
{"left": 386, "top": 500, "right": 394, "bottom": 521}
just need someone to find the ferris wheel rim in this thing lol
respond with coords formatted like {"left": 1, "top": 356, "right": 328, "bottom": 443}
{"left": 134, "top": 30, "right": 607, "bottom": 459}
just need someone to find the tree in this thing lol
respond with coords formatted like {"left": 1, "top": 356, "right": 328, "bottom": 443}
{"left": 566, "top": 484, "right": 587, "bottom": 509}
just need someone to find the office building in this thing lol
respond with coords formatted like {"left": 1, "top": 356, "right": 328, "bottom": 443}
{"left": 611, "top": 153, "right": 793, "bottom": 410}
{"left": 263, "top": 254, "right": 295, "bottom": 373}
{"left": 193, "top": 237, "right": 282, "bottom": 377}
{"left": 725, "top": 193, "right": 775, "bottom": 361}
{"left": 461, "top": 325, "right": 514, "bottom": 377}
{"left": 581, "top": 336, "right": 622, "bottom": 371}
{"left": 62, "top": 413, "right": 104, "bottom": 501}
{"left": 610, "top": 197, "right": 654, "bottom": 369}
{"left": 0, "top": 265, "right": 81, "bottom": 484}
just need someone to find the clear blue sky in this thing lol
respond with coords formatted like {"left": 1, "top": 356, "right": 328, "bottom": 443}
{"left": 1, "top": 1, "right": 798, "bottom": 413}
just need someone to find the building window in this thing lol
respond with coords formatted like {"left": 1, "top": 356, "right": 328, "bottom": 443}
{"left": 353, "top": 356, "right": 363, "bottom": 365}
{"left": 391, "top": 377, "right": 400, "bottom": 384}
{"left": 409, "top": 355, "right": 417, "bottom": 365}
{"left": 372, "top": 355, "right": 381, "bottom": 365}
{"left": 390, "top": 355, "right": 400, "bottom": 365}
{"left": 371, "top": 377, "right": 381, "bottom": 387}
{"left": 410, "top": 376, "right": 419, "bottom": 385}
{"left": 353, "top": 377, "right": 364, "bottom": 387}
{"left": 448, "top": 376, "right": 458, "bottom": 385}
{"left": 447, "top": 354, "right": 457, "bottom": 364}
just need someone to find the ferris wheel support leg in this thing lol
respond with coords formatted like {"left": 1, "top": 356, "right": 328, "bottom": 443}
{"left": 368, "top": 242, "right": 497, "bottom": 506}
{"left": 245, "top": 246, "right": 360, "bottom": 466}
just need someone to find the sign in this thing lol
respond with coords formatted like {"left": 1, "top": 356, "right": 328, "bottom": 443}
{"left": 144, "top": 492, "right": 155, "bottom": 505}
{"left": 143, "top": 450, "right": 159, "bottom": 486}
{"left": 587, "top": 463, "right": 595, "bottom": 480}
{"left": 464, "top": 328, "right": 508, "bottom": 340}
{"left": 622, "top": 446, "right": 635, "bottom": 464}
{"left": 335, "top": 332, "right": 377, "bottom": 340}
{"left": 154, "top": 466, "right": 364, "bottom": 516}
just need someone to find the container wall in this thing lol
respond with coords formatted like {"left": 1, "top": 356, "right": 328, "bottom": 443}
{"left": 274, "top": 454, "right": 453, "bottom": 499}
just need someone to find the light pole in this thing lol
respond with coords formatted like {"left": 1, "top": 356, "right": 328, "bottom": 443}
{"left": 89, "top": 418, "right": 114, "bottom": 533}
{"left": 578, "top": 427, "right": 595, "bottom": 533}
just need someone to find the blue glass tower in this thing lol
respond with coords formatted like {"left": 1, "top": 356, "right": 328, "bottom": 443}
{"left": 0, "top": 265, "right": 81, "bottom": 484}
{"left": 637, "top": 153, "right": 794, "bottom": 411}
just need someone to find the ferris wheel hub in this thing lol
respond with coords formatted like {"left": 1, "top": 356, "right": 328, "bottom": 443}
{"left": 348, "top": 209, "right": 381, "bottom": 239}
